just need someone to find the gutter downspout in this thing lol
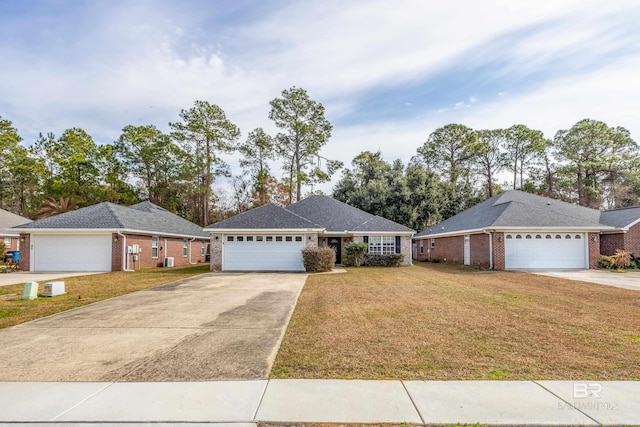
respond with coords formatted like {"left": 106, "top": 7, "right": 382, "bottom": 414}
{"left": 117, "top": 231, "right": 134, "bottom": 272}
{"left": 188, "top": 237, "right": 197, "bottom": 265}
{"left": 483, "top": 229, "right": 494, "bottom": 270}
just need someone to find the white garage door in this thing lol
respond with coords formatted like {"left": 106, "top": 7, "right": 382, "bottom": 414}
{"left": 504, "top": 232, "right": 587, "bottom": 269}
{"left": 223, "top": 235, "right": 305, "bottom": 271}
{"left": 32, "top": 234, "right": 112, "bottom": 272}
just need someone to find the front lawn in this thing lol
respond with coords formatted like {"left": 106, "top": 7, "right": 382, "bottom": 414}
{"left": 272, "top": 263, "right": 640, "bottom": 380}
{"left": 0, "top": 264, "right": 210, "bottom": 329}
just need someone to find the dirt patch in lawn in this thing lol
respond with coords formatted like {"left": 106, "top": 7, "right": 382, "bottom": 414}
{"left": 272, "top": 263, "right": 640, "bottom": 380}
{"left": 0, "top": 264, "right": 210, "bottom": 329}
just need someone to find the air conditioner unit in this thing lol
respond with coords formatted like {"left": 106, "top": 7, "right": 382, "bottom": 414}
{"left": 164, "top": 257, "right": 174, "bottom": 267}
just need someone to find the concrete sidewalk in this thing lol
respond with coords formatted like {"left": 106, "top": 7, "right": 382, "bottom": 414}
{"left": 1, "top": 380, "right": 638, "bottom": 425}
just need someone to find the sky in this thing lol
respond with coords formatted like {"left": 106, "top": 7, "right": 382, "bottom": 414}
{"left": 1, "top": 0, "right": 639, "bottom": 194}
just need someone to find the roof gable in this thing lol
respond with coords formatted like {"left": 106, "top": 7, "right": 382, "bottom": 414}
{"left": 285, "top": 195, "right": 414, "bottom": 233}
{"left": 205, "top": 203, "right": 320, "bottom": 230}
{"left": 0, "top": 208, "right": 31, "bottom": 235}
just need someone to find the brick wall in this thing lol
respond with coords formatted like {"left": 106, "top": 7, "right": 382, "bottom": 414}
{"left": 2, "top": 236, "right": 19, "bottom": 252}
{"left": 18, "top": 234, "right": 30, "bottom": 271}
{"left": 305, "top": 233, "right": 319, "bottom": 249}
{"left": 624, "top": 223, "right": 640, "bottom": 255}
{"left": 600, "top": 223, "right": 640, "bottom": 257}
{"left": 111, "top": 233, "right": 122, "bottom": 271}
{"left": 399, "top": 235, "right": 412, "bottom": 266}
{"left": 415, "top": 233, "right": 492, "bottom": 267}
{"left": 469, "top": 234, "right": 490, "bottom": 267}
{"left": 114, "top": 234, "right": 207, "bottom": 271}
{"left": 210, "top": 233, "right": 222, "bottom": 271}
{"left": 414, "top": 238, "right": 428, "bottom": 261}
{"left": 492, "top": 232, "right": 505, "bottom": 270}
{"left": 588, "top": 232, "right": 600, "bottom": 269}
{"left": 427, "top": 235, "right": 464, "bottom": 264}
{"left": 600, "top": 233, "right": 625, "bottom": 256}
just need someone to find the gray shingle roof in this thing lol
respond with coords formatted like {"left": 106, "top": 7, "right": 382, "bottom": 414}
{"left": 600, "top": 206, "right": 640, "bottom": 229}
{"left": 205, "top": 195, "right": 414, "bottom": 233}
{"left": 287, "top": 195, "right": 413, "bottom": 233}
{"left": 13, "top": 202, "right": 208, "bottom": 238}
{"left": 205, "top": 203, "right": 320, "bottom": 230}
{"left": 0, "top": 208, "right": 30, "bottom": 236}
{"left": 415, "top": 190, "right": 613, "bottom": 237}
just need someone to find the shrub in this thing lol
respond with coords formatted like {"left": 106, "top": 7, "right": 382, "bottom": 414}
{"left": 611, "top": 249, "right": 632, "bottom": 268}
{"left": 343, "top": 242, "right": 368, "bottom": 267}
{"left": 302, "top": 247, "right": 335, "bottom": 273}
{"left": 599, "top": 255, "right": 614, "bottom": 269}
{"left": 363, "top": 253, "right": 404, "bottom": 267}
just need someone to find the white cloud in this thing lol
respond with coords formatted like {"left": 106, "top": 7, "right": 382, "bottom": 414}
{"left": 0, "top": 0, "right": 639, "bottom": 196}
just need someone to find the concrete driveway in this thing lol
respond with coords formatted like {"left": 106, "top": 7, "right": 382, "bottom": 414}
{"left": 0, "top": 272, "right": 306, "bottom": 381}
{"left": 533, "top": 269, "right": 640, "bottom": 291}
{"left": 0, "top": 271, "right": 105, "bottom": 287}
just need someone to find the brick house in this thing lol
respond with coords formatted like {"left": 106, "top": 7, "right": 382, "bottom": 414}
{"left": 0, "top": 208, "right": 30, "bottom": 256}
{"left": 205, "top": 195, "right": 414, "bottom": 271}
{"left": 599, "top": 206, "right": 640, "bottom": 257}
{"left": 14, "top": 201, "right": 208, "bottom": 272}
{"left": 414, "top": 190, "right": 640, "bottom": 270}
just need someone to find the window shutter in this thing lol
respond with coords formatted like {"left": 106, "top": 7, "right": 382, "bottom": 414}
{"left": 395, "top": 236, "right": 401, "bottom": 254}
{"left": 363, "top": 236, "right": 368, "bottom": 244}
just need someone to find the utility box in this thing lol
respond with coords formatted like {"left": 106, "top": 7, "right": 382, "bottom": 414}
{"left": 42, "top": 281, "right": 66, "bottom": 297}
{"left": 22, "top": 281, "right": 39, "bottom": 300}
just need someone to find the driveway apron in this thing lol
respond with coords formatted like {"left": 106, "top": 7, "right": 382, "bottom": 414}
{"left": 0, "top": 272, "right": 306, "bottom": 381}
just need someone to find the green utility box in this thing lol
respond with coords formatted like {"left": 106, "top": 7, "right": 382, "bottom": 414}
{"left": 22, "top": 281, "right": 39, "bottom": 301}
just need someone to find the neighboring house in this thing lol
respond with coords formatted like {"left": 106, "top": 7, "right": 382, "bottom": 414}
{"left": 0, "top": 208, "right": 30, "bottom": 254}
{"left": 413, "top": 190, "right": 640, "bottom": 270}
{"left": 14, "top": 201, "right": 208, "bottom": 272}
{"left": 599, "top": 206, "right": 640, "bottom": 256}
{"left": 205, "top": 195, "right": 414, "bottom": 271}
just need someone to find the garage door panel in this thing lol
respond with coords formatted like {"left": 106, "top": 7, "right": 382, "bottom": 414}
{"left": 223, "top": 239, "right": 305, "bottom": 271}
{"left": 505, "top": 232, "right": 586, "bottom": 269}
{"left": 33, "top": 235, "right": 112, "bottom": 272}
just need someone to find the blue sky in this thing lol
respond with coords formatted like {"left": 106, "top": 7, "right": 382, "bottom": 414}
{"left": 1, "top": 0, "right": 639, "bottom": 193}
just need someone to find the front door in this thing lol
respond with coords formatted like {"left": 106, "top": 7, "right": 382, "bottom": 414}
{"left": 328, "top": 237, "right": 342, "bottom": 264}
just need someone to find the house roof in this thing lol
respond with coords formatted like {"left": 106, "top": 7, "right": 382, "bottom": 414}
{"left": 600, "top": 206, "right": 640, "bottom": 229}
{"left": 205, "top": 195, "right": 414, "bottom": 234}
{"left": 286, "top": 195, "right": 414, "bottom": 233}
{"left": 0, "top": 208, "right": 30, "bottom": 236}
{"left": 415, "top": 190, "right": 613, "bottom": 238}
{"left": 205, "top": 203, "right": 320, "bottom": 230}
{"left": 13, "top": 201, "right": 208, "bottom": 238}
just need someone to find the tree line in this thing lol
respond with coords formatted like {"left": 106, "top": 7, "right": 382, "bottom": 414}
{"left": 333, "top": 120, "right": 640, "bottom": 232}
{"left": 0, "top": 87, "right": 340, "bottom": 225}
{"left": 1, "top": 87, "right": 638, "bottom": 231}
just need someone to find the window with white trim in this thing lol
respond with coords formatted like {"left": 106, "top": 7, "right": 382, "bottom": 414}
{"left": 201, "top": 241, "right": 205, "bottom": 255}
{"left": 151, "top": 236, "right": 159, "bottom": 259}
{"left": 183, "top": 239, "right": 188, "bottom": 257}
{"left": 431, "top": 238, "right": 435, "bottom": 248}
{"left": 368, "top": 236, "right": 395, "bottom": 255}
{"left": 4, "top": 237, "right": 11, "bottom": 250}
{"left": 419, "top": 240, "right": 424, "bottom": 254}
